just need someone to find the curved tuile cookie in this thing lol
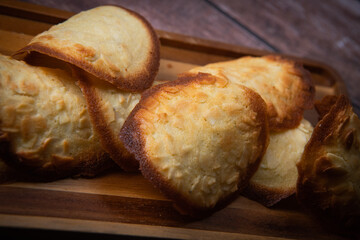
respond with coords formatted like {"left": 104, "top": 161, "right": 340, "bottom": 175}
{"left": 120, "top": 73, "right": 269, "bottom": 216}
{"left": 186, "top": 55, "right": 315, "bottom": 131}
{"left": 0, "top": 54, "right": 113, "bottom": 180}
{"left": 243, "top": 119, "right": 313, "bottom": 207}
{"left": 73, "top": 67, "right": 143, "bottom": 171}
{"left": 14, "top": 5, "right": 160, "bottom": 92}
{"left": 297, "top": 95, "right": 360, "bottom": 231}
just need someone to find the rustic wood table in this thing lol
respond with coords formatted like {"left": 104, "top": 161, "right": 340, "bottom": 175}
{"left": 0, "top": 0, "right": 359, "bottom": 239}
{"left": 19, "top": 0, "right": 360, "bottom": 115}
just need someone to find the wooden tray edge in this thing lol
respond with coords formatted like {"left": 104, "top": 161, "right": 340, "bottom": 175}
{"left": 0, "top": 214, "right": 288, "bottom": 240}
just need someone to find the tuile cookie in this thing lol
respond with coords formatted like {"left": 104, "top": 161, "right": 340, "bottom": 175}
{"left": 186, "top": 55, "right": 315, "bottom": 131}
{"left": 243, "top": 118, "right": 313, "bottom": 207}
{"left": 15, "top": 5, "right": 160, "bottom": 92}
{"left": 0, "top": 54, "right": 113, "bottom": 180}
{"left": 297, "top": 95, "right": 360, "bottom": 231}
{"left": 120, "top": 73, "right": 269, "bottom": 216}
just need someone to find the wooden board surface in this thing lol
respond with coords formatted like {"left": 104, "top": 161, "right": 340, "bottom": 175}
{"left": 0, "top": 1, "right": 355, "bottom": 239}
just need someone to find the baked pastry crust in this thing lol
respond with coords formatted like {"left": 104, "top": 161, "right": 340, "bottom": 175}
{"left": 0, "top": 54, "right": 112, "bottom": 180}
{"left": 186, "top": 55, "right": 315, "bottom": 131}
{"left": 244, "top": 119, "right": 313, "bottom": 207}
{"left": 15, "top": 5, "right": 160, "bottom": 92}
{"left": 11, "top": 6, "right": 161, "bottom": 172}
{"left": 314, "top": 95, "right": 338, "bottom": 120}
{"left": 120, "top": 73, "right": 269, "bottom": 215}
{"left": 297, "top": 95, "right": 360, "bottom": 230}
{"left": 73, "top": 67, "right": 142, "bottom": 171}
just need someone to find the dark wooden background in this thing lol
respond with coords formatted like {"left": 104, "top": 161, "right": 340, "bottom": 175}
{"left": 19, "top": 0, "right": 360, "bottom": 115}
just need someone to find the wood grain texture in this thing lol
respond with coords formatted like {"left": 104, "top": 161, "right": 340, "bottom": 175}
{"left": 0, "top": 14, "right": 52, "bottom": 35}
{"left": 0, "top": 214, "right": 300, "bottom": 240}
{"left": 0, "top": 185, "right": 348, "bottom": 240}
{"left": 18, "top": 0, "right": 272, "bottom": 51}
{"left": 209, "top": 0, "right": 360, "bottom": 114}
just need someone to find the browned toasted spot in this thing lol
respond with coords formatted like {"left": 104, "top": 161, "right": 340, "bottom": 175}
{"left": 315, "top": 95, "right": 338, "bottom": 120}
{"left": 37, "top": 35, "right": 54, "bottom": 41}
{"left": 73, "top": 43, "right": 96, "bottom": 58}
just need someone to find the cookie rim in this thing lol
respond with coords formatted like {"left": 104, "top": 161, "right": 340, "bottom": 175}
{"left": 14, "top": 5, "right": 160, "bottom": 92}
{"left": 120, "top": 73, "right": 269, "bottom": 216}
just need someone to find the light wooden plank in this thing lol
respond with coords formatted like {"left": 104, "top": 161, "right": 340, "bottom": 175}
{"left": 2, "top": 172, "right": 167, "bottom": 200}
{"left": 0, "top": 14, "right": 52, "bottom": 35}
{"left": 0, "top": 29, "right": 32, "bottom": 55}
{"left": 0, "top": 186, "right": 343, "bottom": 239}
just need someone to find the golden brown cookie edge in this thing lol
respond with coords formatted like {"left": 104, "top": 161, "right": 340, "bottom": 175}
{"left": 14, "top": 5, "right": 160, "bottom": 92}
{"left": 120, "top": 73, "right": 269, "bottom": 216}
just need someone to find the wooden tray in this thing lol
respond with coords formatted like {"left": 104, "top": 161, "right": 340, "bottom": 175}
{"left": 0, "top": 1, "right": 352, "bottom": 239}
